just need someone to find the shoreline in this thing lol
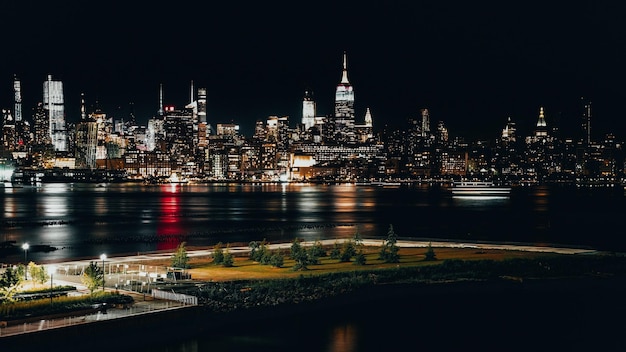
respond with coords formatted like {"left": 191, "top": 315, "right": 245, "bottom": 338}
{"left": 1, "top": 237, "right": 606, "bottom": 267}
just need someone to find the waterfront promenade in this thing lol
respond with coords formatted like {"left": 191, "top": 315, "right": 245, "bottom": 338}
{"left": 0, "top": 239, "right": 602, "bottom": 339}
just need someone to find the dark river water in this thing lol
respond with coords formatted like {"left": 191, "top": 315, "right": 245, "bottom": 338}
{"left": 2, "top": 182, "right": 625, "bottom": 264}
{"left": 2, "top": 182, "right": 625, "bottom": 351}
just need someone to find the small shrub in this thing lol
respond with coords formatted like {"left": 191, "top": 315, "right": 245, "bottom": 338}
{"left": 269, "top": 253, "right": 284, "bottom": 268}
{"left": 424, "top": 243, "right": 437, "bottom": 261}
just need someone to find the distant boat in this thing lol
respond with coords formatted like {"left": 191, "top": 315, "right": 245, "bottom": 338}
{"left": 450, "top": 181, "right": 511, "bottom": 196}
{"left": 370, "top": 181, "right": 402, "bottom": 187}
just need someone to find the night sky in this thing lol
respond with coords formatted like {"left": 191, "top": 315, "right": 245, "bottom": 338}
{"left": 2, "top": 1, "right": 626, "bottom": 140}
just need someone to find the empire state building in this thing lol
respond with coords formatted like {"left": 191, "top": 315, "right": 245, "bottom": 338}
{"left": 334, "top": 51, "right": 355, "bottom": 143}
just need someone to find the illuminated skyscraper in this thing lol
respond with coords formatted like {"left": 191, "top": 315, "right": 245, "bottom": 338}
{"left": 302, "top": 90, "right": 316, "bottom": 130}
{"left": 334, "top": 51, "right": 355, "bottom": 143}
{"left": 364, "top": 107, "right": 372, "bottom": 127}
{"left": 355, "top": 107, "right": 373, "bottom": 143}
{"left": 197, "top": 87, "right": 207, "bottom": 124}
{"left": 197, "top": 87, "right": 209, "bottom": 151}
{"left": 33, "top": 102, "right": 49, "bottom": 145}
{"left": 158, "top": 83, "right": 164, "bottom": 118}
{"left": 43, "top": 74, "right": 67, "bottom": 151}
{"left": 2, "top": 109, "right": 16, "bottom": 151}
{"left": 421, "top": 108, "right": 430, "bottom": 138}
{"left": 501, "top": 117, "right": 516, "bottom": 143}
{"left": 13, "top": 74, "right": 30, "bottom": 150}
{"left": 75, "top": 93, "right": 98, "bottom": 169}
{"left": 535, "top": 106, "right": 548, "bottom": 138}
{"left": 13, "top": 74, "right": 22, "bottom": 122}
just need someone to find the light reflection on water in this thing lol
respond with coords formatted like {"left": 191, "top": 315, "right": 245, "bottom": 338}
{"left": 1, "top": 182, "right": 625, "bottom": 263}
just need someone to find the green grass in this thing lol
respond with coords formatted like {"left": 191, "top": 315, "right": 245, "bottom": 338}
{"left": 185, "top": 246, "right": 561, "bottom": 281}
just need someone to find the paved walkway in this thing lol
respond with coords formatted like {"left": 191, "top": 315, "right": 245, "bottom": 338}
{"left": 0, "top": 288, "right": 189, "bottom": 337}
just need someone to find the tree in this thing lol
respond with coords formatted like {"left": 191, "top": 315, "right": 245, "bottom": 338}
{"left": 379, "top": 224, "right": 400, "bottom": 263}
{"left": 222, "top": 245, "right": 234, "bottom": 267}
{"left": 424, "top": 242, "right": 437, "bottom": 261}
{"left": 212, "top": 242, "right": 225, "bottom": 265}
{"left": 309, "top": 240, "right": 327, "bottom": 258}
{"left": 82, "top": 261, "right": 104, "bottom": 294}
{"left": 354, "top": 249, "right": 367, "bottom": 266}
{"left": 290, "top": 238, "right": 309, "bottom": 271}
{"left": 269, "top": 251, "right": 284, "bottom": 268}
{"left": 248, "top": 240, "right": 260, "bottom": 260}
{"left": 329, "top": 241, "right": 342, "bottom": 260}
{"left": 0, "top": 266, "right": 23, "bottom": 301}
{"left": 340, "top": 240, "right": 356, "bottom": 262}
{"left": 352, "top": 227, "right": 366, "bottom": 265}
{"left": 250, "top": 240, "right": 271, "bottom": 264}
{"left": 171, "top": 241, "right": 190, "bottom": 269}
{"left": 28, "top": 263, "right": 49, "bottom": 285}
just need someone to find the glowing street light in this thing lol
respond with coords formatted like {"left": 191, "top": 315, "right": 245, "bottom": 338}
{"left": 22, "top": 243, "right": 29, "bottom": 263}
{"left": 100, "top": 253, "right": 107, "bottom": 291}
{"left": 47, "top": 265, "right": 57, "bottom": 304}
{"left": 22, "top": 243, "right": 29, "bottom": 280}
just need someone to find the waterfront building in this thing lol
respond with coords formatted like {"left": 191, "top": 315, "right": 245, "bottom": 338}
{"left": 163, "top": 105, "right": 196, "bottom": 175}
{"left": 439, "top": 150, "right": 467, "bottom": 176}
{"left": 123, "top": 149, "right": 172, "bottom": 179}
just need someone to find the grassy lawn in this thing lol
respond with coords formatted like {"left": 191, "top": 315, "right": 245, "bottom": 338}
{"left": 181, "top": 245, "right": 558, "bottom": 282}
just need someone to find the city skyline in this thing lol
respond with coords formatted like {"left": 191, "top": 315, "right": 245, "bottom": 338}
{"left": 2, "top": 2, "right": 626, "bottom": 140}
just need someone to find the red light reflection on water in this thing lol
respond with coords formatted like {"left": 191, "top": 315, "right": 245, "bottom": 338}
{"left": 327, "top": 324, "right": 357, "bottom": 352}
{"left": 156, "top": 184, "right": 184, "bottom": 251}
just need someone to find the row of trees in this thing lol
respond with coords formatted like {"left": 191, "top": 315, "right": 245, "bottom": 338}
{"left": 209, "top": 224, "right": 436, "bottom": 270}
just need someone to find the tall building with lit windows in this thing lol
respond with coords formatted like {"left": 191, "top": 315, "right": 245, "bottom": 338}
{"left": 43, "top": 74, "right": 67, "bottom": 151}
{"left": 13, "top": 74, "right": 22, "bottom": 122}
{"left": 302, "top": 90, "right": 316, "bottom": 130}
{"left": 421, "top": 108, "right": 430, "bottom": 138}
{"left": 334, "top": 51, "right": 355, "bottom": 143}
{"left": 535, "top": 106, "right": 548, "bottom": 138}
{"left": 13, "top": 74, "right": 31, "bottom": 150}
{"left": 75, "top": 93, "right": 98, "bottom": 169}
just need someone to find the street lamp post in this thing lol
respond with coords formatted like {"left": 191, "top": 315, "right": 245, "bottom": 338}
{"left": 47, "top": 265, "right": 56, "bottom": 304}
{"left": 22, "top": 243, "right": 29, "bottom": 263}
{"left": 100, "top": 253, "right": 107, "bottom": 291}
{"left": 22, "top": 243, "right": 29, "bottom": 280}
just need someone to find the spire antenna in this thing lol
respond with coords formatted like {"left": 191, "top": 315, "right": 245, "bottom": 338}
{"left": 341, "top": 51, "right": 350, "bottom": 84}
